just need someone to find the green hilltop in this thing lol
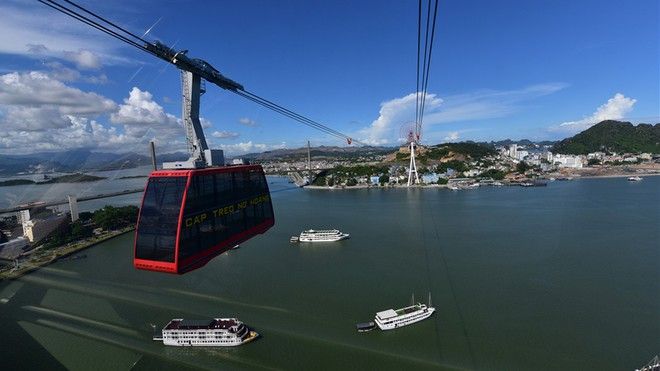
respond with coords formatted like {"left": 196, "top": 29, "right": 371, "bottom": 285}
{"left": 552, "top": 120, "right": 660, "bottom": 155}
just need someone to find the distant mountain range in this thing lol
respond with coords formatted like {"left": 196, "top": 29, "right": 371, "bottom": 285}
{"left": 240, "top": 145, "right": 394, "bottom": 161}
{"left": 485, "top": 139, "right": 557, "bottom": 147}
{"left": 552, "top": 120, "right": 660, "bottom": 154}
{"left": 1, "top": 120, "right": 656, "bottom": 175}
{"left": 0, "top": 149, "right": 189, "bottom": 175}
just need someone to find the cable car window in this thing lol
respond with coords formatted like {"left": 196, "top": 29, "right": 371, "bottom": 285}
{"left": 178, "top": 170, "right": 273, "bottom": 262}
{"left": 135, "top": 176, "right": 187, "bottom": 262}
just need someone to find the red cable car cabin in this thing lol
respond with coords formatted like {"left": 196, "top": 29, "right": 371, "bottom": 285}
{"left": 134, "top": 165, "right": 274, "bottom": 274}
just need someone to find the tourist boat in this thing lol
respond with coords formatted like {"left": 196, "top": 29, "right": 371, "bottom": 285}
{"left": 635, "top": 355, "right": 659, "bottom": 371}
{"left": 628, "top": 176, "right": 643, "bottom": 181}
{"left": 374, "top": 294, "right": 435, "bottom": 330}
{"left": 155, "top": 318, "right": 258, "bottom": 346}
{"left": 356, "top": 321, "right": 376, "bottom": 332}
{"left": 298, "top": 229, "right": 349, "bottom": 242}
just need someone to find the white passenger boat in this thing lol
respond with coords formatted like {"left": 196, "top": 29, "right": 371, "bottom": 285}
{"left": 156, "top": 318, "right": 258, "bottom": 346}
{"left": 628, "top": 176, "right": 643, "bottom": 181}
{"left": 298, "top": 229, "right": 349, "bottom": 242}
{"left": 374, "top": 294, "right": 435, "bottom": 330}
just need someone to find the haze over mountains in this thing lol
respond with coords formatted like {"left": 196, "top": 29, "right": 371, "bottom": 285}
{"left": 1, "top": 120, "right": 657, "bottom": 175}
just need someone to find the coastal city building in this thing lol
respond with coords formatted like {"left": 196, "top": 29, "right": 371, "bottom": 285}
{"left": 552, "top": 154, "right": 584, "bottom": 169}
{"left": 22, "top": 213, "right": 68, "bottom": 244}
{"left": 0, "top": 237, "right": 28, "bottom": 260}
{"left": 68, "top": 195, "right": 79, "bottom": 222}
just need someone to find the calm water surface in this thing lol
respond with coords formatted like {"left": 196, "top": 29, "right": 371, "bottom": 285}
{"left": 1, "top": 176, "right": 658, "bottom": 370}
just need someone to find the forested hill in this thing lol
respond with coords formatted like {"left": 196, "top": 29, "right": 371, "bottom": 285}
{"left": 552, "top": 120, "right": 660, "bottom": 154}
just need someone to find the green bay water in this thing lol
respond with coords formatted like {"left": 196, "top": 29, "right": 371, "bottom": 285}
{"left": 0, "top": 176, "right": 658, "bottom": 370}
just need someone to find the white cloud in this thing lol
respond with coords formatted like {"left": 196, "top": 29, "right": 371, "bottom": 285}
{"left": 238, "top": 117, "right": 257, "bottom": 126}
{"left": 359, "top": 93, "right": 442, "bottom": 145}
{"left": 0, "top": 71, "right": 116, "bottom": 132}
{"left": 219, "top": 141, "right": 286, "bottom": 155}
{"left": 358, "top": 83, "right": 567, "bottom": 144}
{"left": 63, "top": 49, "right": 102, "bottom": 70}
{"left": 200, "top": 117, "right": 212, "bottom": 129}
{"left": 423, "top": 83, "right": 567, "bottom": 125}
{"left": 443, "top": 131, "right": 460, "bottom": 141}
{"left": 0, "top": 75, "right": 189, "bottom": 154}
{"left": 0, "top": 72, "right": 116, "bottom": 115}
{"left": 110, "top": 87, "right": 180, "bottom": 138}
{"left": 552, "top": 93, "right": 636, "bottom": 133}
{"left": 212, "top": 130, "right": 240, "bottom": 139}
{"left": 42, "top": 62, "right": 108, "bottom": 84}
{"left": 0, "top": 2, "right": 132, "bottom": 68}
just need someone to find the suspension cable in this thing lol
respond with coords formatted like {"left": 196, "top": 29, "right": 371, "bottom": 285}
{"left": 39, "top": 0, "right": 365, "bottom": 147}
{"left": 39, "top": 0, "right": 156, "bottom": 57}
{"left": 419, "top": 0, "right": 439, "bottom": 129}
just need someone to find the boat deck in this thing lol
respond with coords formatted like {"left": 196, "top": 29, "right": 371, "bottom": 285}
{"left": 395, "top": 304, "right": 422, "bottom": 316}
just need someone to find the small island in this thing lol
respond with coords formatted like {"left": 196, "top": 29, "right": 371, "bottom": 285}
{"left": 0, "top": 173, "right": 106, "bottom": 187}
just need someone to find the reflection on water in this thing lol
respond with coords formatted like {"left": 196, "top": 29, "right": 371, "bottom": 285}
{"left": 0, "top": 176, "right": 658, "bottom": 370}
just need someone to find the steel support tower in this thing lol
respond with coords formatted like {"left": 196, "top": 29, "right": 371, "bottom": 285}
{"left": 407, "top": 141, "right": 420, "bottom": 186}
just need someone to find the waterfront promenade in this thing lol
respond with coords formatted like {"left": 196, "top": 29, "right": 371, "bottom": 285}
{"left": 0, "top": 227, "right": 134, "bottom": 280}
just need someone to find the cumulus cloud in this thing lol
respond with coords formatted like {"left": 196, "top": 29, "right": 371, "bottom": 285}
{"left": 41, "top": 61, "right": 107, "bottom": 84}
{"left": 443, "top": 131, "right": 460, "bottom": 141}
{"left": 219, "top": 141, "right": 286, "bottom": 155}
{"left": 0, "top": 75, "right": 188, "bottom": 154}
{"left": 359, "top": 93, "right": 442, "bottom": 145}
{"left": 551, "top": 93, "right": 636, "bottom": 133}
{"left": 358, "top": 83, "right": 567, "bottom": 144}
{"left": 0, "top": 72, "right": 116, "bottom": 114}
{"left": 0, "top": 71, "right": 116, "bottom": 132}
{"left": 63, "top": 49, "right": 102, "bottom": 70}
{"left": 212, "top": 130, "right": 240, "bottom": 139}
{"left": 238, "top": 117, "right": 257, "bottom": 126}
{"left": 111, "top": 87, "right": 180, "bottom": 138}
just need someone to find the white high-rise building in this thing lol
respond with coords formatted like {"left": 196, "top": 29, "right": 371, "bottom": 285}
{"left": 516, "top": 150, "right": 529, "bottom": 161}
{"left": 508, "top": 144, "right": 518, "bottom": 159}
{"left": 68, "top": 195, "right": 79, "bottom": 222}
{"left": 18, "top": 210, "right": 31, "bottom": 237}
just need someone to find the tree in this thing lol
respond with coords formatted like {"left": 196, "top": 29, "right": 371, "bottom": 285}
{"left": 346, "top": 178, "right": 358, "bottom": 186}
{"left": 93, "top": 205, "right": 139, "bottom": 230}
{"left": 479, "top": 169, "right": 506, "bottom": 180}
{"left": 0, "top": 231, "right": 8, "bottom": 243}
{"left": 79, "top": 211, "right": 93, "bottom": 221}
{"left": 587, "top": 158, "right": 601, "bottom": 166}
{"left": 327, "top": 177, "right": 335, "bottom": 187}
{"left": 436, "top": 178, "right": 448, "bottom": 185}
{"left": 70, "top": 220, "right": 92, "bottom": 240}
{"left": 312, "top": 175, "right": 327, "bottom": 186}
{"left": 379, "top": 175, "right": 389, "bottom": 185}
{"left": 516, "top": 161, "right": 530, "bottom": 173}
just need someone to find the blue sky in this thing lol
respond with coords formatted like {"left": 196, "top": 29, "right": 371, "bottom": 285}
{"left": 0, "top": 0, "right": 658, "bottom": 154}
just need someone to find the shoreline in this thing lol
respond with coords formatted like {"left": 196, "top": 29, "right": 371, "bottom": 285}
{"left": 304, "top": 172, "right": 659, "bottom": 190}
{"left": 0, "top": 227, "right": 134, "bottom": 281}
{"left": 304, "top": 184, "right": 449, "bottom": 190}
{"left": 567, "top": 172, "right": 660, "bottom": 179}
